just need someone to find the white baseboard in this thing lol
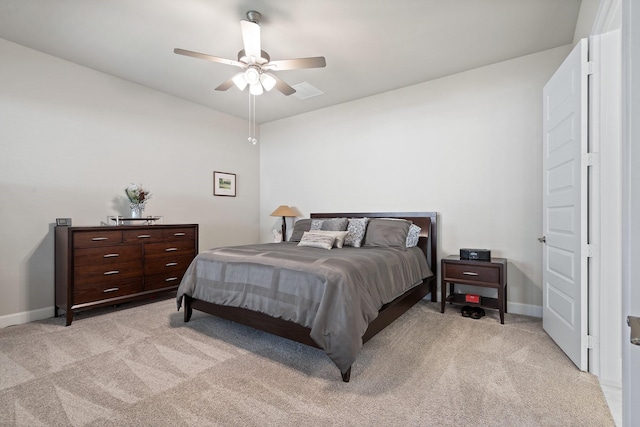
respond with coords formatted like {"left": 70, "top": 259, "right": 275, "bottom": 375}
{"left": 0, "top": 306, "right": 55, "bottom": 329}
{"left": 507, "top": 301, "right": 542, "bottom": 318}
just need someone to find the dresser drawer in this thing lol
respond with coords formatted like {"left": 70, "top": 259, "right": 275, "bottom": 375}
{"left": 145, "top": 240, "right": 195, "bottom": 257}
{"left": 74, "top": 245, "right": 142, "bottom": 268}
{"left": 74, "top": 278, "right": 142, "bottom": 304}
{"left": 73, "top": 231, "right": 123, "bottom": 248}
{"left": 162, "top": 227, "right": 196, "bottom": 240}
{"left": 74, "top": 260, "right": 143, "bottom": 286}
{"left": 123, "top": 228, "right": 164, "bottom": 243}
{"left": 444, "top": 263, "right": 500, "bottom": 284}
{"left": 144, "top": 254, "right": 194, "bottom": 276}
{"left": 145, "top": 271, "right": 184, "bottom": 291}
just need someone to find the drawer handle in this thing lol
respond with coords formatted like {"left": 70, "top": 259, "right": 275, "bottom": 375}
{"left": 463, "top": 272, "right": 479, "bottom": 276}
{"left": 166, "top": 262, "right": 178, "bottom": 267}
{"left": 166, "top": 247, "right": 178, "bottom": 252}
{"left": 103, "top": 253, "right": 119, "bottom": 258}
{"left": 174, "top": 232, "right": 186, "bottom": 236}
{"left": 137, "top": 234, "right": 152, "bottom": 238}
{"left": 103, "top": 270, "right": 120, "bottom": 275}
{"left": 165, "top": 277, "right": 178, "bottom": 282}
{"left": 91, "top": 237, "right": 108, "bottom": 241}
{"left": 103, "top": 287, "right": 119, "bottom": 293}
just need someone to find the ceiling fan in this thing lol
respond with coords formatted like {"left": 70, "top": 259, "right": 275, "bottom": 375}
{"left": 174, "top": 10, "right": 326, "bottom": 96}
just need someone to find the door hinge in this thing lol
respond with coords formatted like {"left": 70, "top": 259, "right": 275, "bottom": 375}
{"left": 583, "top": 152, "right": 597, "bottom": 167}
{"left": 585, "top": 61, "right": 594, "bottom": 76}
{"left": 584, "top": 244, "right": 594, "bottom": 258}
{"left": 587, "top": 335, "right": 596, "bottom": 349}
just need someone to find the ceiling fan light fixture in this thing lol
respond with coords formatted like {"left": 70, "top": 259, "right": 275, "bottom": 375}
{"left": 244, "top": 67, "right": 260, "bottom": 85}
{"left": 232, "top": 72, "right": 248, "bottom": 90}
{"left": 249, "top": 82, "right": 264, "bottom": 96}
{"left": 260, "top": 73, "right": 277, "bottom": 91}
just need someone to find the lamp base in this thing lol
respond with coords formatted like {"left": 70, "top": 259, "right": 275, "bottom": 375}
{"left": 281, "top": 217, "right": 287, "bottom": 242}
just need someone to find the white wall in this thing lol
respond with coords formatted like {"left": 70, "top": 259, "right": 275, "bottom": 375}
{"left": 0, "top": 39, "right": 260, "bottom": 326}
{"left": 259, "top": 46, "right": 572, "bottom": 315}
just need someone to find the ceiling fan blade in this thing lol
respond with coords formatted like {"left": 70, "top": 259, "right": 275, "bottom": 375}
{"left": 270, "top": 74, "right": 296, "bottom": 96}
{"left": 174, "top": 48, "right": 243, "bottom": 68}
{"left": 215, "top": 77, "right": 236, "bottom": 91}
{"left": 240, "top": 20, "right": 261, "bottom": 60}
{"left": 266, "top": 56, "right": 326, "bottom": 71}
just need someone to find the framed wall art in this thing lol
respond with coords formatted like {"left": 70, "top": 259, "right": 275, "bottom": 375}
{"left": 213, "top": 171, "right": 236, "bottom": 197}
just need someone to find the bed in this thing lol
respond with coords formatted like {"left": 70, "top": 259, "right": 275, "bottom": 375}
{"left": 177, "top": 211, "right": 438, "bottom": 382}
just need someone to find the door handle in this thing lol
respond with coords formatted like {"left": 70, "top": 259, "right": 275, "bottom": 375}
{"left": 628, "top": 316, "right": 640, "bottom": 346}
{"left": 538, "top": 236, "right": 546, "bottom": 243}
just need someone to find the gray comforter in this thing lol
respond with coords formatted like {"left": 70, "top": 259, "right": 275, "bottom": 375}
{"left": 176, "top": 242, "right": 432, "bottom": 373}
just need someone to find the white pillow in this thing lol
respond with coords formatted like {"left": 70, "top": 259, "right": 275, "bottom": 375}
{"left": 309, "top": 230, "right": 349, "bottom": 248}
{"left": 297, "top": 232, "right": 336, "bottom": 250}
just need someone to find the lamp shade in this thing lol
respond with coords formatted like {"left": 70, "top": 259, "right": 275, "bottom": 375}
{"left": 270, "top": 205, "right": 297, "bottom": 217}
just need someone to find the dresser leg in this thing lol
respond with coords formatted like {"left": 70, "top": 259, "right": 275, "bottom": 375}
{"left": 65, "top": 310, "right": 74, "bottom": 326}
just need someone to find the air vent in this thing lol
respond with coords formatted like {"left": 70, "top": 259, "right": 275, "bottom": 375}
{"left": 292, "top": 82, "right": 324, "bottom": 100}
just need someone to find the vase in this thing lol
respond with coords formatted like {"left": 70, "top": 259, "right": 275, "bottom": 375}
{"left": 130, "top": 204, "right": 144, "bottom": 219}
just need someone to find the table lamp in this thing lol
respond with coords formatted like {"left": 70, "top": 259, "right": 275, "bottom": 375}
{"left": 270, "top": 205, "right": 297, "bottom": 242}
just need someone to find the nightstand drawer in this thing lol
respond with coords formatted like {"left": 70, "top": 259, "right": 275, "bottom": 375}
{"left": 444, "top": 263, "right": 500, "bottom": 284}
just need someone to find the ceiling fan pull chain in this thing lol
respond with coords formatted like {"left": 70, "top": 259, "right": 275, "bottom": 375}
{"left": 248, "top": 93, "right": 257, "bottom": 145}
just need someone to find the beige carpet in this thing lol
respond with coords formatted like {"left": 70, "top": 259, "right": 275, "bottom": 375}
{"left": 0, "top": 297, "right": 614, "bottom": 426}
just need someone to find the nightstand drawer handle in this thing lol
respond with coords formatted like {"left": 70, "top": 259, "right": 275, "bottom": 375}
{"left": 103, "top": 287, "right": 119, "bottom": 293}
{"left": 174, "top": 232, "right": 186, "bottom": 236}
{"left": 103, "top": 253, "right": 119, "bottom": 258}
{"left": 165, "top": 247, "right": 178, "bottom": 252}
{"left": 137, "top": 234, "right": 151, "bottom": 238}
{"left": 463, "top": 271, "right": 479, "bottom": 276}
{"left": 165, "top": 262, "right": 178, "bottom": 267}
{"left": 103, "top": 270, "right": 120, "bottom": 275}
{"left": 165, "top": 277, "right": 178, "bottom": 282}
{"left": 91, "top": 237, "right": 108, "bottom": 241}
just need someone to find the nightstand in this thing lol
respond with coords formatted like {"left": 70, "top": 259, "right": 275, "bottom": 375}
{"left": 440, "top": 255, "right": 507, "bottom": 323}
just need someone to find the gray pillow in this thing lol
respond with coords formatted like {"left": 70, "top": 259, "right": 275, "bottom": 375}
{"left": 290, "top": 219, "right": 312, "bottom": 242}
{"left": 320, "top": 217, "right": 348, "bottom": 231}
{"left": 363, "top": 218, "right": 412, "bottom": 249}
{"left": 344, "top": 217, "right": 369, "bottom": 247}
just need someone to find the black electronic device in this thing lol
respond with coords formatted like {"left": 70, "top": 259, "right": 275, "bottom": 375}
{"left": 56, "top": 218, "right": 72, "bottom": 226}
{"left": 460, "top": 248, "right": 491, "bottom": 261}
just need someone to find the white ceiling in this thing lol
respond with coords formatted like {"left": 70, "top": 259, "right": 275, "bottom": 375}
{"left": 0, "top": 0, "right": 581, "bottom": 124}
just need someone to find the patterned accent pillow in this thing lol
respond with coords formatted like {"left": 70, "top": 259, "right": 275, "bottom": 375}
{"left": 344, "top": 217, "right": 369, "bottom": 248}
{"left": 310, "top": 230, "right": 349, "bottom": 248}
{"left": 297, "top": 232, "right": 336, "bottom": 250}
{"left": 310, "top": 219, "right": 324, "bottom": 230}
{"left": 406, "top": 224, "right": 421, "bottom": 248}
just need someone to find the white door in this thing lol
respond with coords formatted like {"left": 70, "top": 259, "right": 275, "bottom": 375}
{"left": 623, "top": 0, "right": 640, "bottom": 422}
{"left": 542, "top": 39, "right": 589, "bottom": 371}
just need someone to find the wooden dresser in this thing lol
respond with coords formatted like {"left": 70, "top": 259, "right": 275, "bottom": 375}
{"left": 55, "top": 224, "right": 198, "bottom": 325}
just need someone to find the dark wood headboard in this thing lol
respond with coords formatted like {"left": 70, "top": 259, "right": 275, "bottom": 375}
{"left": 310, "top": 212, "right": 438, "bottom": 275}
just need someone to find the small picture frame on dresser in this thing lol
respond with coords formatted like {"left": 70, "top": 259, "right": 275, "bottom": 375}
{"left": 56, "top": 218, "right": 72, "bottom": 226}
{"left": 213, "top": 171, "right": 236, "bottom": 197}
